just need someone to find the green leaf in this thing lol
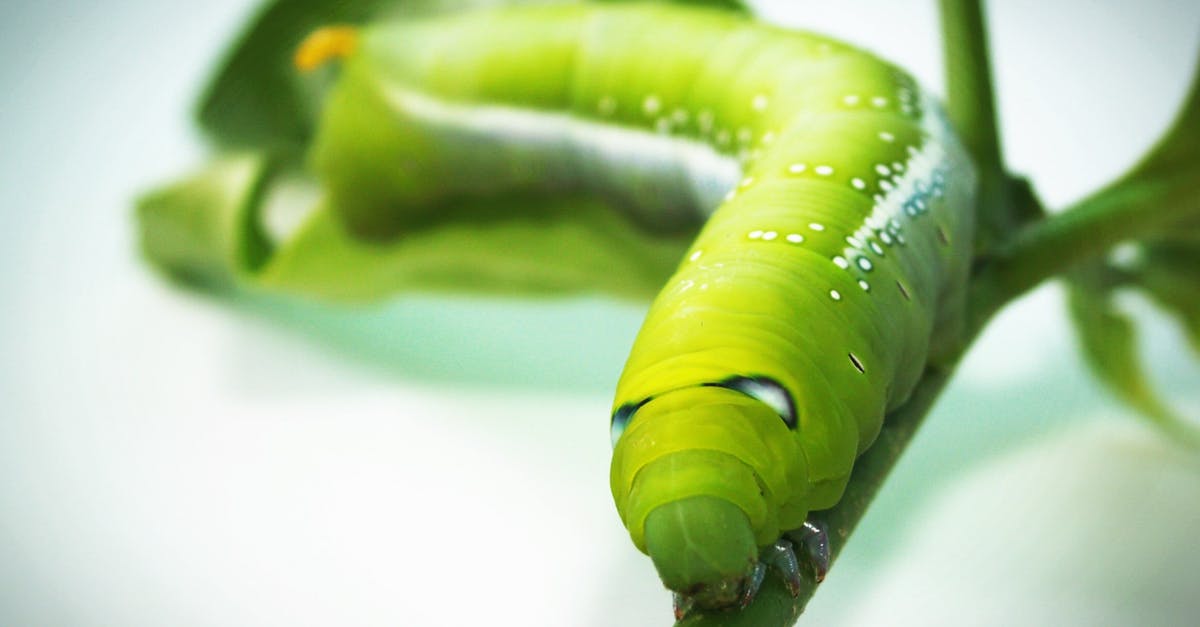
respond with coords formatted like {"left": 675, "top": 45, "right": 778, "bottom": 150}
{"left": 1054, "top": 46, "right": 1200, "bottom": 445}
{"left": 257, "top": 193, "right": 692, "bottom": 302}
{"left": 1081, "top": 44, "right": 1200, "bottom": 234}
{"left": 137, "top": 154, "right": 692, "bottom": 302}
{"left": 1124, "top": 49, "right": 1200, "bottom": 181}
{"left": 195, "top": 0, "right": 751, "bottom": 151}
{"left": 136, "top": 153, "right": 274, "bottom": 287}
{"left": 196, "top": 0, "right": 399, "bottom": 151}
{"left": 1066, "top": 267, "right": 1199, "bottom": 446}
{"left": 1132, "top": 242, "right": 1200, "bottom": 355}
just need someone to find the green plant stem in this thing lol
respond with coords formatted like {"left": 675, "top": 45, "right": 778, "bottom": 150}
{"left": 939, "top": 0, "right": 1003, "bottom": 175}
{"left": 969, "top": 167, "right": 1200, "bottom": 330}
{"left": 939, "top": 0, "right": 1016, "bottom": 248}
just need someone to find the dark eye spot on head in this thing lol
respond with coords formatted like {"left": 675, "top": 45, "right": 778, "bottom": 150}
{"left": 611, "top": 398, "right": 649, "bottom": 447}
{"left": 705, "top": 375, "right": 798, "bottom": 430}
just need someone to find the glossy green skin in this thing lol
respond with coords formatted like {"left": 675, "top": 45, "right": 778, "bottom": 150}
{"left": 307, "top": 2, "right": 976, "bottom": 606}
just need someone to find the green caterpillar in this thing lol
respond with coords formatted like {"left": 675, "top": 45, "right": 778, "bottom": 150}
{"left": 300, "top": 2, "right": 976, "bottom": 616}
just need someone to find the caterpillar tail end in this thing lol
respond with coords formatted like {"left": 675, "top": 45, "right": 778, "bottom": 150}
{"left": 294, "top": 26, "right": 359, "bottom": 72}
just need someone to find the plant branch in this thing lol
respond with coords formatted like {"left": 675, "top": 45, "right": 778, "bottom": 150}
{"left": 939, "top": 0, "right": 1019, "bottom": 248}
{"left": 969, "top": 165, "right": 1200, "bottom": 329}
{"left": 939, "top": 0, "right": 1003, "bottom": 176}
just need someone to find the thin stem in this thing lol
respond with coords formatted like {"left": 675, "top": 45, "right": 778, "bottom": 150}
{"left": 969, "top": 166, "right": 1200, "bottom": 330}
{"left": 939, "top": 0, "right": 1018, "bottom": 249}
{"left": 939, "top": 0, "right": 1004, "bottom": 177}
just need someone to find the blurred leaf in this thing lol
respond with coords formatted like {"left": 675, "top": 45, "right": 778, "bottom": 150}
{"left": 1132, "top": 242, "right": 1200, "bottom": 355}
{"left": 1124, "top": 48, "right": 1200, "bottom": 181}
{"left": 1079, "top": 45, "right": 1200, "bottom": 236}
{"left": 1066, "top": 267, "right": 1199, "bottom": 446}
{"left": 196, "top": 0, "right": 750, "bottom": 151}
{"left": 136, "top": 153, "right": 273, "bottom": 287}
{"left": 257, "top": 192, "right": 692, "bottom": 302}
{"left": 137, "top": 154, "right": 691, "bottom": 302}
{"left": 1058, "top": 44, "right": 1200, "bottom": 445}
{"left": 601, "top": 0, "right": 749, "bottom": 10}
{"left": 196, "top": 0, "right": 398, "bottom": 151}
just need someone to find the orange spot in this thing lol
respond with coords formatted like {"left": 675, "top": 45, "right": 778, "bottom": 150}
{"left": 294, "top": 26, "right": 359, "bottom": 72}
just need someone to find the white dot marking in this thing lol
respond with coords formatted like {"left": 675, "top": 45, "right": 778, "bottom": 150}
{"left": 643, "top": 95, "right": 661, "bottom": 116}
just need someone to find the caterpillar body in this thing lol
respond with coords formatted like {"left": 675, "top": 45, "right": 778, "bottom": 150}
{"left": 302, "top": 2, "right": 976, "bottom": 613}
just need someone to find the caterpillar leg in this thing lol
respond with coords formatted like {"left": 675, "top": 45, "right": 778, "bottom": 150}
{"left": 761, "top": 539, "right": 803, "bottom": 595}
{"left": 670, "top": 527, "right": 831, "bottom": 619}
{"left": 788, "top": 520, "right": 832, "bottom": 583}
{"left": 674, "top": 560, "right": 766, "bottom": 620}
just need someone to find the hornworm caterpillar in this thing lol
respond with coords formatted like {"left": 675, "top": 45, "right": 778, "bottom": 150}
{"left": 298, "top": 2, "right": 976, "bottom": 615}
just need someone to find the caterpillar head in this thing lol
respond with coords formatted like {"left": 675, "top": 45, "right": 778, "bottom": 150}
{"left": 644, "top": 495, "right": 758, "bottom": 611}
{"left": 611, "top": 386, "right": 807, "bottom": 611}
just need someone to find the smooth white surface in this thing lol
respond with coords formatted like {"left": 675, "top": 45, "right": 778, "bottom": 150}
{"left": 1, "top": 2, "right": 1197, "bottom": 626}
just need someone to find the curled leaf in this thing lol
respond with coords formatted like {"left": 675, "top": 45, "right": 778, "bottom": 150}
{"left": 137, "top": 154, "right": 691, "bottom": 302}
{"left": 195, "top": 0, "right": 750, "bottom": 151}
{"left": 136, "top": 153, "right": 273, "bottom": 286}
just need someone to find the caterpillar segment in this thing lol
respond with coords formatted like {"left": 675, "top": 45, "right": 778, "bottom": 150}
{"left": 300, "top": 4, "right": 976, "bottom": 615}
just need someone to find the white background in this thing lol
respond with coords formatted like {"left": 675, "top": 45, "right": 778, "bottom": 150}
{"left": 2, "top": 1, "right": 1198, "bottom": 625}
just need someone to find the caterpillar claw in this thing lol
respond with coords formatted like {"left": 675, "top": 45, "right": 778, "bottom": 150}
{"left": 738, "top": 562, "right": 768, "bottom": 608}
{"left": 793, "top": 519, "right": 832, "bottom": 583}
{"left": 762, "top": 539, "right": 804, "bottom": 596}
